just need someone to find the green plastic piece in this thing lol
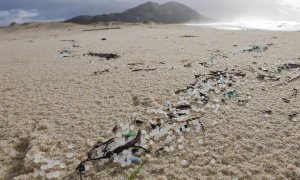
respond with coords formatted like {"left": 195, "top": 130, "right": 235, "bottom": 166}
{"left": 123, "top": 130, "right": 136, "bottom": 138}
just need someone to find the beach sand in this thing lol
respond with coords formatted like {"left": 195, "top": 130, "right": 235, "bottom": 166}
{"left": 0, "top": 22, "right": 299, "bottom": 179}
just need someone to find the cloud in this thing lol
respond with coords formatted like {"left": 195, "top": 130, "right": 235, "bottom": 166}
{"left": 0, "top": 9, "right": 39, "bottom": 26}
{"left": 268, "top": 0, "right": 300, "bottom": 20}
{"left": 0, "top": 0, "right": 299, "bottom": 25}
{"left": 278, "top": 0, "right": 300, "bottom": 13}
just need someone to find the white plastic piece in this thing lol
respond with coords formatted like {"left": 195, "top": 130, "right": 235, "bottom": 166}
{"left": 66, "top": 153, "right": 74, "bottom": 158}
{"left": 60, "top": 162, "right": 66, "bottom": 168}
{"left": 178, "top": 144, "right": 185, "bottom": 150}
{"left": 198, "top": 139, "right": 204, "bottom": 145}
{"left": 181, "top": 160, "right": 188, "bottom": 166}
{"left": 33, "top": 170, "right": 40, "bottom": 177}
{"left": 52, "top": 171, "right": 61, "bottom": 178}
{"left": 210, "top": 159, "right": 216, "bottom": 164}
{"left": 68, "top": 144, "right": 74, "bottom": 149}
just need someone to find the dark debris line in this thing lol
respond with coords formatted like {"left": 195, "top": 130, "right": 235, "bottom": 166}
{"left": 84, "top": 53, "right": 120, "bottom": 60}
{"left": 132, "top": 68, "right": 157, "bottom": 72}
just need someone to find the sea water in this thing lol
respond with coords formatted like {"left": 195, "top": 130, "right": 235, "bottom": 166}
{"left": 186, "top": 21, "right": 300, "bottom": 31}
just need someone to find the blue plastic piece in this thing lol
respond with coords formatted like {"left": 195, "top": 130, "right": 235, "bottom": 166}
{"left": 130, "top": 156, "right": 141, "bottom": 164}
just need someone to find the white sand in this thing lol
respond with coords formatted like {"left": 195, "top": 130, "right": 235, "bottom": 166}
{"left": 0, "top": 22, "right": 299, "bottom": 179}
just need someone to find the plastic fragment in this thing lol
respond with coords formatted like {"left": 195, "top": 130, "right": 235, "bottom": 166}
{"left": 33, "top": 170, "right": 40, "bottom": 177}
{"left": 60, "top": 162, "right": 66, "bottom": 168}
{"left": 210, "top": 159, "right": 216, "bottom": 164}
{"left": 181, "top": 160, "right": 188, "bottom": 166}
{"left": 34, "top": 154, "right": 42, "bottom": 163}
{"left": 68, "top": 144, "right": 74, "bottom": 149}
{"left": 130, "top": 156, "right": 141, "bottom": 164}
{"left": 53, "top": 160, "right": 60, "bottom": 166}
{"left": 198, "top": 139, "right": 204, "bottom": 145}
{"left": 123, "top": 130, "right": 136, "bottom": 138}
{"left": 52, "top": 171, "right": 61, "bottom": 178}
{"left": 47, "top": 162, "right": 54, "bottom": 169}
{"left": 224, "top": 90, "right": 237, "bottom": 98}
{"left": 66, "top": 153, "right": 74, "bottom": 158}
{"left": 41, "top": 164, "right": 48, "bottom": 170}
{"left": 178, "top": 144, "right": 185, "bottom": 150}
{"left": 39, "top": 170, "right": 45, "bottom": 176}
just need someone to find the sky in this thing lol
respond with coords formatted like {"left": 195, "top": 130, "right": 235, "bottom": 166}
{"left": 0, "top": 0, "right": 300, "bottom": 26}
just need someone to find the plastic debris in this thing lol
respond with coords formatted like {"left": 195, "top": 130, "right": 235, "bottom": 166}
{"left": 34, "top": 154, "right": 42, "bottom": 163}
{"left": 39, "top": 170, "right": 45, "bottom": 177}
{"left": 41, "top": 164, "right": 48, "bottom": 170}
{"left": 181, "top": 160, "right": 189, "bottom": 166}
{"left": 68, "top": 144, "right": 74, "bottom": 149}
{"left": 33, "top": 170, "right": 44, "bottom": 177}
{"left": 66, "top": 153, "right": 74, "bottom": 158}
{"left": 178, "top": 144, "right": 185, "bottom": 150}
{"left": 130, "top": 156, "right": 141, "bottom": 164}
{"left": 224, "top": 90, "right": 237, "bottom": 98}
{"left": 123, "top": 130, "right": 136, "bottom": 138}
{"left": 47, "top": 162, "right": 54, "bottom": 169}
{"left": 47, "top": 171, "right": 61, "bottom": 179}
{"left": 198, "top": 139, "right": 204, "bottom": 145}
{"left": 210, "top": 159, "right": 216, "bottom": 165}
{"left": 53, "top": 171, "right": 61, "bottom": 178}
{"left": 60, "top": 162, "right": 66, "bottom": 169}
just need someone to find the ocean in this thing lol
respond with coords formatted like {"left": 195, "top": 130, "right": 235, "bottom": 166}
{"left": 186, "top": 21, "right": 300, "bottom": 31}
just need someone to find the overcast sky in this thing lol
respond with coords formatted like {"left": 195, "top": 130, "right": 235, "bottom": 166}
{"left": 0, "top": 0, "right": 299, "bottom": 25}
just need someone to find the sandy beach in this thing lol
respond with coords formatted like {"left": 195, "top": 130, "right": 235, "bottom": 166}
{"left": 0, "top": 22, "right": 299, "bottom": 179}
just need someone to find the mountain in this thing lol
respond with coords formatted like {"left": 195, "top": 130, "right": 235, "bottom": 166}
{"left": 66, "top": 1, "right": 211, "bottom": 24}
